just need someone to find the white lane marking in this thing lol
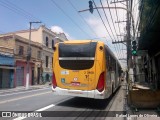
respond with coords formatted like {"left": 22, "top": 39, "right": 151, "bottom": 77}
{"left": 0, "top": 91, "right": 51, "bottom": 104}
{"left": 0, "top": 87, "right": 50, "bottom": 97}
{"left": 13, "top": 104, "right": 55, "bottom": 120}
{"left": 36, "top": 104, "right": 55, "bottom": 111}
{"left": 13, "top": 97, "right": 73, "bottom": 120}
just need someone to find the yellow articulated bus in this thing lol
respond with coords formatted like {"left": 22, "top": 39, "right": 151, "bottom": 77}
{"left": 52, "top": 40, "right": 122, "bottom": 99}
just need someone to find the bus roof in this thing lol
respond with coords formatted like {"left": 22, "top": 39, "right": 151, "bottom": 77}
{"left": 61, "top": 40, "right": 98, "bottom": 44}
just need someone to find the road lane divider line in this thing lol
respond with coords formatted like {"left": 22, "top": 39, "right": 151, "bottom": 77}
{"left": 13, "top": 97, "right": 73, "bottom": 120}
{"left": 0, "top": 91, "right": 51, "bottom": 104}
{"left": 13, "top": 104, "right": 56, "bottom": 120}
{"left": 36, "top": 104, "right": 55, "bottom": 111}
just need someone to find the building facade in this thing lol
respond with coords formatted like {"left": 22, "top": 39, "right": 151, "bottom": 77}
{"left": 0, "top": 25, "right": 67, "bottom": 88}
{"left": 14, "top": 35, "right": 42, "bottom": 86}
{"left": 15, "top": 25, "right": 67, "bottom": 82}
{"left": 0, "top": 36, "right": 15, "bottom": 88}
{"left": 0, "top": 34, "right": 42, "bottom": 87}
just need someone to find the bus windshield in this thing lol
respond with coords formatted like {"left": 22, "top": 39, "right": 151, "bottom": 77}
{"left": 59, "top": 42, "right": 97, "bottom": 58}
{"left": 58, "top": 42, "right": 97, "bottom": 70}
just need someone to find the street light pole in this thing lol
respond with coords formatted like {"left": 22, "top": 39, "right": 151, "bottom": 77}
{"left": 26, "top": 21, "right": 41, "bottom": 90}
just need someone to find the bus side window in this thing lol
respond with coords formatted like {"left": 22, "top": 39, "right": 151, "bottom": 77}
{"left": 106, "top": 55, "right": 110, "bottom": 70}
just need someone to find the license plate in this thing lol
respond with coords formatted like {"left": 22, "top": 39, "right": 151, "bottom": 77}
{"left": 71, "top": 82, "right": 80, "bottom": 86}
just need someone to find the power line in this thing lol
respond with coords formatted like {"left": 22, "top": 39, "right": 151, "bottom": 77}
{"left": 113, "top": 0, "right": 125, "bottom": 59}
{"left": 92, "top": 0, "right": 114, "bottom": 41}
{"left": 105, "top": 0, "right": 119, "bottom": 40}
{"left": 0, "top": 0, "right": 40, "bottom": 21}
{"left": 108, "top": 0, "right": 125, "bottom": 59}
{"left": 100, "top": 0, "right": 123, "bottom": 59}
{"left": 0, "top": 2, "right": 30, "bottom": 21}
{"left": 50, "top": 0, "right": 92, "bottom": 39}
{"left": 113, "top": 0, "right": 123, "bottom": 41}
{"left": 134, "top": 0, "right": 143, "bottom": 38}
{"left": 100, "top": 0, "right": 117, "bottom": 41}
{"left": 132, "top": 0, "right": 142, "bottom": 12}
{"left": 5, "top": 0, "right": 41, "bottom": 21}
{"left": 0, "top": 1, "right": 56, "bottom": 30}
{"left": 70, "top": 0, "right": 118, "bottom": 53}
{"left": 91, "top": 0, "right": 121, "bottom": 59}
{"left": 67, "top": 0, "right": 118, "bottom": 51}
{"left": 67, "top": 0, "right": 122, "bottom": 61}
{"left": 67, "top": 0, "right": 99, "bottom": 38}
{"left": 105, "top": 0, "right": 126, "bottom": 59}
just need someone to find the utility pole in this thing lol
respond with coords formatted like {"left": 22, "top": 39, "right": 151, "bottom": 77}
{"left": 26, "top": 21, "right": 41, "bottom": 90}
{"left": 109, "top": 0, "right": 131, "bottom": 84}
{"left": 126, "top": 0, "right": 131, "bottom": 84}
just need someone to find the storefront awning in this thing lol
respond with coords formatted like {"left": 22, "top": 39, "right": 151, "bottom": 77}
{"left": 0, "top": 54, "right": 14, "bottom": 66}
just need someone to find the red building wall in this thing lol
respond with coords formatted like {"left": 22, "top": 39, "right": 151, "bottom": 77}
{"left": 14, "top": 60, "right": 34, "bottom": 87}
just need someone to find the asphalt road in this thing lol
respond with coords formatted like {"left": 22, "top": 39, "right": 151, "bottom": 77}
{"left": 0, "top": 82, "right": 127, "bottom": 120}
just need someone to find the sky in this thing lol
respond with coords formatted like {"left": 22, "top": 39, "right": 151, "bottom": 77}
{"left": 0, "top": 0, "right": 140, "bottom": 69}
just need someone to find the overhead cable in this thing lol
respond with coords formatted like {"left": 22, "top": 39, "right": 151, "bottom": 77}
{"left": 50, "top": 0, "right": 92, "bottom": 39}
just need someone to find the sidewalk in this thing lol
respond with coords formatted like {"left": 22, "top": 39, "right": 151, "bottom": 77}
{"left": 0, "top": 82, "right": 51, "bottom": 95}
{"left": 126, "top": 81, "right": 160, "bottom": 120}
{"left": 132, "top": 82, "right": 151, "bottom": 90}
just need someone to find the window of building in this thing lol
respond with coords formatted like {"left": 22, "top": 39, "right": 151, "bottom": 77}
{"left": 52, "top": 39, "right": 54, "bottom": 49}
{"left": 46, "top": 56, "right": 49, "bottom": 68}
{"left": 19, "top": 46, "right": 24, "bottom": 55}
{"left": 46, "top": 74, "right": 50, "bottom": 82}
{"left": 46, "top": 37, "right": 48, "bottom": 47}
{"left": 37, "top": 51, "right": 41, "bottom": 59}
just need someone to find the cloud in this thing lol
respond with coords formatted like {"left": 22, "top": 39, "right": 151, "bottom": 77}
{"left": 51, "top": 26, "right": 74, "bottom": 40}
{"left": 51, "top": 26, "right": 64, "bottom": 33}
{"left": 86, "top": 13, "right": 126, "bottom": 40}
{"left": 86, "top": 18, "right": 108, "bottom": 39}
{"left": 85, "top": 0, "right": 127, "bottom": 40}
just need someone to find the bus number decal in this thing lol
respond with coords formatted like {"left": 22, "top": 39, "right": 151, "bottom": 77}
{"left": 84, "top": 71, "right": 94, "bottom": 74}
{"left": 85, "top": 75, "right": 89, "bottom": 79}
{"left": 87, "top": 71, "right": 94, "bottom": 74}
